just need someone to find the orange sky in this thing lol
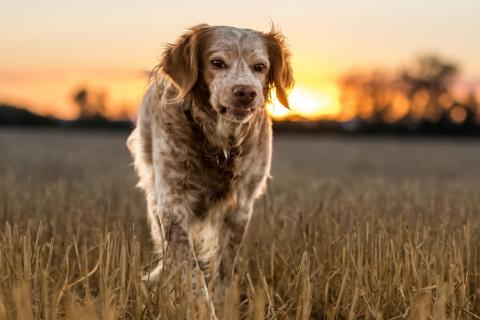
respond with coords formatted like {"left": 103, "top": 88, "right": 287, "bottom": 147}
{"left": 1, "top": 0, "right": 479, "bottom": 120}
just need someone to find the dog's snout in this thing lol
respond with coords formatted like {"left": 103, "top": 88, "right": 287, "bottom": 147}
{"left": 233, "top": 85, "right": 257, "bottom": 105}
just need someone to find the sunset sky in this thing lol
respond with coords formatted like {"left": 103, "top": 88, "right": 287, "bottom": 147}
{"left": 1, "top": 0, "right": 479, "bottom": 120}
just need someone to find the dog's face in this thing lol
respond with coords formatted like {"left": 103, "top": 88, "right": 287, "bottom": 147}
{"left": 160, "top": 25, "right": 294, "bottom": 123}
{"left": 201, "top": 27, "right": 271, "bottom": 122}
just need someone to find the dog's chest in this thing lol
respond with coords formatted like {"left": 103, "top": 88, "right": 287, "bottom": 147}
{"left": 191, "top": 139, "right": 253, "bottom": 214}
{"left": 158, "top": 108, "right": 266, "bottom": 217}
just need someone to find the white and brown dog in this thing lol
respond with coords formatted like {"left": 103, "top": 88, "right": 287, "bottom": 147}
{"left": 127, "top": 24, "right": 293, "bottom": 292}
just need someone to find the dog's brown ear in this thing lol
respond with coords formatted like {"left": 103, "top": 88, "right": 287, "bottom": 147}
{"left": 160, "top": 24, "right": 209, "bottom": 100}
{"left": 264, "top": 29, "right": 294, "bottom": 108}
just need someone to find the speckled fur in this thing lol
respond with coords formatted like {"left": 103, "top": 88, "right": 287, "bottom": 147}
{"left": 127, "top": 25, "right": 293, "bottom": 293}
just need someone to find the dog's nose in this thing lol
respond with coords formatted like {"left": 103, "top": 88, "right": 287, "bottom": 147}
{"left": 233, "top": 85, "right": 257, "bottom": 105}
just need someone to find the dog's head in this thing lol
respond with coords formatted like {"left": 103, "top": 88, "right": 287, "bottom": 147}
{"left": 159, "top": 24, "right": 294, "bottom": 123}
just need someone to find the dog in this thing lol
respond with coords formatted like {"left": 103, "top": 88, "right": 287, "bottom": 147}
{"left": 127, "top": 24, "right": 293, "bottom": 296}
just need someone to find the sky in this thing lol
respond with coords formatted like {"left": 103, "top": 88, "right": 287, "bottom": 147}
{"left": 1, "top": 0, "right": 479, "bottom": 119}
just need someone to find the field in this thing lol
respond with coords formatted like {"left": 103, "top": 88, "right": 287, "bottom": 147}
{"left": 1, "top": 129, "right": 480, "bottom": 319}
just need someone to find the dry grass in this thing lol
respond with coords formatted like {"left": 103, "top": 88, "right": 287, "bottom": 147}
{"left": 1, "top": 128, "right": 480, "bottom": 319}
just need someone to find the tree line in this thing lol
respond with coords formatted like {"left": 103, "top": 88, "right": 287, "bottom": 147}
{"left": 338, "top": 54, "right": 479, "bottom": 130}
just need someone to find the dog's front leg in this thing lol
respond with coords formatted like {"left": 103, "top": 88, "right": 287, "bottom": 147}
{"left": 221, "top": 203, "right": 254, "bottom": 282}
{"left": 147, "top": 204, "right": 218, "bottom": 318}
{"left": 143, "top": 204, "right": 191, "bottom": 282}
{"left": 160, "top": 206, "right": 191, "bottom": 268}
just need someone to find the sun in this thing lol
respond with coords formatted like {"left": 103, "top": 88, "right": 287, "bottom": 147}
{"left": 267, "top": 85, "right": 341, "bottom": 120}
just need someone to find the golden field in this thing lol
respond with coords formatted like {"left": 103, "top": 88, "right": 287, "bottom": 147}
{"left": 1, "top": 129, "right": 480, "bottom": 319}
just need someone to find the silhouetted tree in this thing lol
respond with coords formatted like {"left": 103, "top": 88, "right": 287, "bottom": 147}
{"left": 401, "top": 54, "right": 459, "bottom": 120}
{"left": 339, "top": 70, "right": 400, "bottom": 122}
{"left": 463, "top": 92, "right": 479, "bottom": 126}
{"left": 72, "top": 87, "right": 107, "bottom": 120}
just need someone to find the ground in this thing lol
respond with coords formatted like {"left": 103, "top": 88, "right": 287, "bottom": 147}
{"left": 1, "top": 128, "right": 480, "bottom": 319}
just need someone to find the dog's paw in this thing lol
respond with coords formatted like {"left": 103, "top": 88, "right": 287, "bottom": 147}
{"left": 142, "top": 265, "right": 163, "bottom": 282}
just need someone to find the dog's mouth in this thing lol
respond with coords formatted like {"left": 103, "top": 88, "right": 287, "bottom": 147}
{"left": 219, "top": 105, "right": 256, "bottom": 119}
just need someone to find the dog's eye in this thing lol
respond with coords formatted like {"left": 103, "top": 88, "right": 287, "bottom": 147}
{"left": 253, "top": 64, "right": 266, "bottom": 72}
{"left": 211, "top": 59, "right": 226, "bottom": 69}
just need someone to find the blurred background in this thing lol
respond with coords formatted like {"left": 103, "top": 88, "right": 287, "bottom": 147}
{"left": 1, "top": 0, "right": 480, "bottom": 134}
{"left": 3, "top": 2, "right": 480, "bottom": 317}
